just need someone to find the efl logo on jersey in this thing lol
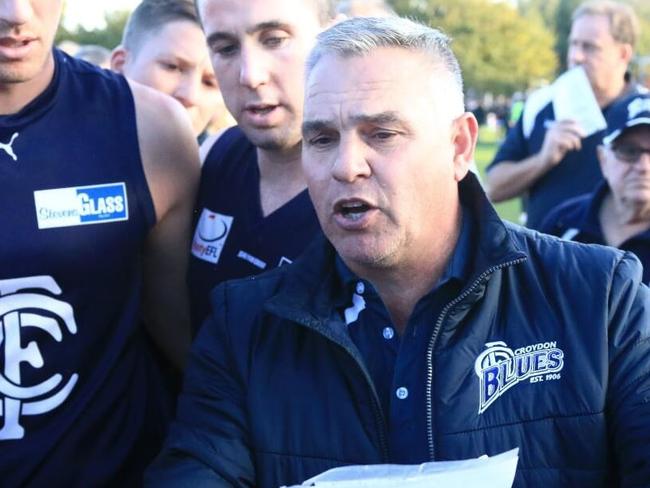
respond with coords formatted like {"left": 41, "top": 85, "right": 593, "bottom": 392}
{"left": 474, "top": 340, "right": 564, "bottom": 414}
{"left": 34, "top": 183, "right": 128, "bottom": 229}
{"left": 191, "top": 208, "right": 233, "bottom": 264}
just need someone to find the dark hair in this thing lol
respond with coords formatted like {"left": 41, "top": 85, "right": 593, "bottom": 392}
{"left": 122, "top": 0, "right": 200, "bottom": 52}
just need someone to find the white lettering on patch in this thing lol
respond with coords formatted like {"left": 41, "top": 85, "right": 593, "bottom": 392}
{"left": 474, "top": 340, "right": 564, "bottom": 414}
{"left": 34, "top": 183, "right": 128, "bottom": 229}
{"left": 191, "top": 209, "right": 234, "bottom": 265}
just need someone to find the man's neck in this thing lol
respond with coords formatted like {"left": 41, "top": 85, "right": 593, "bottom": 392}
{"left": 256, "top": 143, "right": 307, "bottom": 217}
{"left": 351, "top": 204, "right": 463, "bottom": 335}
{"left": 0, "top": 53, "right": 55, "bottom": 116}
{"left": 600, "top": 192, "right": 650, "bottom": 247}
{"left": 595, "top": 78, "right": 629, "bottom": 109}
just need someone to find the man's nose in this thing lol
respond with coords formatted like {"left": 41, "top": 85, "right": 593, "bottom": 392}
{"left": 0, "top": 0, "right": 34, "bottom": 26}
{"left": 332, "top": 137, "right": 372, "bottom": 182}
{"left": 174, "top": 75, "right": 200, "bottom": 108}
{"left": 239, "top": 46, "right": 269, "bottom": 89}
{"left": 568, "top": 44, "right": 585, "bottom": 67}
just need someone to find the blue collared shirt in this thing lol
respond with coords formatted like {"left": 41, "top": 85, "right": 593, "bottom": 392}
{"left": 335, "top": 207, "right": 474, "bottom": 463}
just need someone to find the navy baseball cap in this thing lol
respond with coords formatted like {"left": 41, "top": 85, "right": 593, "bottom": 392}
{"left": 603, "top": 92, "right": 650, "bottom": 145}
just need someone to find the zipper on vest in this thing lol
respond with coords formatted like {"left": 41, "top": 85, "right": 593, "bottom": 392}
{"left": 425, "top": 257, "right": 526, "bottom": 460}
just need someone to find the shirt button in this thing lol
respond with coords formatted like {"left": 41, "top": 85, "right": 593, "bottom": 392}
{"left": 382, "top": 327, "right": 394, "bottom": 340}
{"left": 356, "top": 281, "right": 365, "bottom": 295}
{"left": 396, "top": 387, "right": 409, "bottom": 400}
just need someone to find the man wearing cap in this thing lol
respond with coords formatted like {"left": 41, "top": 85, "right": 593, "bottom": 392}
{"left": 541, "top": 92, "right": 650, "bottom": 283}
{"left": 486, "top": 0, "right": 643, "bottom": 229}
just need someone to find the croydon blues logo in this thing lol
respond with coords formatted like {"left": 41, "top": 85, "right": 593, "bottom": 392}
{"left": 474, "top": 341, "right": 564, "bottom": 414}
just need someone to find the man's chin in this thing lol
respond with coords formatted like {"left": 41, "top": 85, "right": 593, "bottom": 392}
{"left": 240, "top": 125, "right": 300, "bottom": 152}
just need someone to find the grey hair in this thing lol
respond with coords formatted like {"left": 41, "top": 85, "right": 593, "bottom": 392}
{"left": 572, "top": 0, "right": 638, "bottom": 47}
{"left": 306, "top": 16, "right": 464, "bottom": 111}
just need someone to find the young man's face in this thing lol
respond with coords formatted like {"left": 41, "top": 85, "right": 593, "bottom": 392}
{"left": 601, "top": 126, "right": 650, "bottom": 213}
{"left": 567, "top": 14, "right": 631, "bottom": 99}
{"left": 119, "top": 20, "right": 221, "bottom": 136}
{"left": 197, "top": 0, "right": 323, "bottom": 152}
{"left": 0, "top": 0, "right": 63, "bottom": 85}
{"left": 302, "top": 48, "right": 475, "bottom": 272}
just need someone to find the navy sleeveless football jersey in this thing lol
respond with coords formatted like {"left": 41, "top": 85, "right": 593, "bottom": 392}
{"left": 0, "top": 50, "right": 172, "bottom": 485}
{"left": 188, "top": 127, "right": 322, "bottom": 330}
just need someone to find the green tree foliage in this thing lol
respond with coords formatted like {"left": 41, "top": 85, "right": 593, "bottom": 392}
{"left": 55, "top": 10, "right": 129, "bottom": 50}
{"left": 392, "top": 0, "right": 557, "bottom": 95}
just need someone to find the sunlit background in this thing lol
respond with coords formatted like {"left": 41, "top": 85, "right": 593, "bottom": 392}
{"left": 63, "top": 0, "right": 139, "bottom": 30}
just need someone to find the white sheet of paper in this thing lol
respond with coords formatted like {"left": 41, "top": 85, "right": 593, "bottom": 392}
{"left": 282, "top": 448, "right": 518, "bottom": 488}
{"left": 552, "top": 66, "right": 606, "bottom": 137}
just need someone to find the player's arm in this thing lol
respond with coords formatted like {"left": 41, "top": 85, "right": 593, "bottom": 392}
{"left": 486, "top": 120, "right": 585, "bottom": 202}
{"left": 145, "top": 283, "right": 255, "bottom": 485}
{"left": 130, "top": 80, "right": 200, "bottom": 370}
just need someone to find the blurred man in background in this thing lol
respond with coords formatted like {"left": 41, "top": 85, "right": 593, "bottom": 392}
{"left": 486, "top": 0, "right": 642, "bottom": 229}
{"left": 542, "top": 92, "right": 650, "bottom": 283}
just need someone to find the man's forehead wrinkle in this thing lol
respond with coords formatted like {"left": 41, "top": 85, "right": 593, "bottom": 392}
{"left": 306, "top": 84, "right": 397, "bottom": 107}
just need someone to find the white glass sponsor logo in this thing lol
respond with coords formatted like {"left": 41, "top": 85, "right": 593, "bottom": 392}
{"left": 34, "top": 183, "right": 128, "bottom": 229}
{"left": 475, "top": 340, "right": 564, "bottom": 414}
{"left": 0, "top": 276, "right": 79, "bottom": 440}
{"left": 191, "top": 208, "right": 234, "bottom": 264}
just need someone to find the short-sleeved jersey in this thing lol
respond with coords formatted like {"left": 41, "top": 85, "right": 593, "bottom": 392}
{"left": 188, "top": 127, "right": 322, "bottom": 330}
{"left": 0, "top": 50, "right": 172, "bottom": 485}
{"left": 488, "top": 86, "right": 609, "bottom": 229}
{"left": 540, "top": 183, "right": 650, "bottom": 284}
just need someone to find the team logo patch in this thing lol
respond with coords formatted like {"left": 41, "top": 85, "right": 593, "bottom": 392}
{"left": 628, "top": 97, "right": 650, "bottom": 119}
{"left": 34, "top": 183, "right": 128, "bottom": 229}
{"left": 0, "top": 276, "right": 79, "bottom": 440}
{"left": 191, "top": 208, "right": 233, "bottom": 264}
{"left": 0, "top": 132, "right": 19, "bottom": 162}
{"left": 474, "top": 340, "right": 564, "bottom": 414}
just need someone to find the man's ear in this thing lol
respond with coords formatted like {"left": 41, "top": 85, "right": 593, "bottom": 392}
{"left": 110, "top": 45, "right": 128, "bottom": 73}
{"left": 452, "top": 112, "right": 479, "bottom": 182}
{"left": 597, "top": 144, "right": 610, "bottom": 178}
{"left": 619, "top": 42, "right": 633, "bottom": 65}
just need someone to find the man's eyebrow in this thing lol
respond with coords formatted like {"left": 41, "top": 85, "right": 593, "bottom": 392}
{"left": 350, "top": 111, "right": 403, "bottom": 126}
{"left": 302, "top": 112, "right": 409, "bottom": 133}
{"left": 302, "top": 120, "right": 333, "bottom": 134}
{"left": 206, "top": 21, "right": 292, "bottom": 46}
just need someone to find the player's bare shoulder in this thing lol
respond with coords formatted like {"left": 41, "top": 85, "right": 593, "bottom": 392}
{"left": 127, "top": 79, "right": 200, "bottom": 221}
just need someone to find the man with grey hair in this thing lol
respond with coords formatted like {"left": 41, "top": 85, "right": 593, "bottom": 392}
{"left": 486, "top": 0, "right": 644, "bottom": 229}
{"left": 148, "top": 16, "right": 650, "bottom": 487}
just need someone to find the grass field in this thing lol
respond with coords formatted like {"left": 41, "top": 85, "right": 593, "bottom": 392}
{"left": 474, "top": 126, "right": 522, "bottom": 224}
